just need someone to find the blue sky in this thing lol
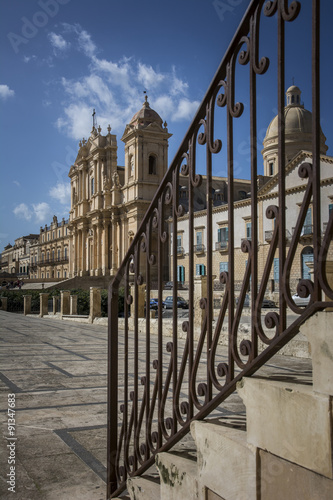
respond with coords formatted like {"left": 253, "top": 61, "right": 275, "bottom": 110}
{"left": 0, "top": 0, "right": 332, "bottom": 249}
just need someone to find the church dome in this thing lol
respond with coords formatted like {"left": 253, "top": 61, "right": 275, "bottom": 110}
{"left": 264, "top": 86, "right": 313, "bottom": 141}
{"left": 129, "top": 95, "right": 163, "bottom": 129}
{"left": 262, "top": 86, "right": 328, "bottom": 175}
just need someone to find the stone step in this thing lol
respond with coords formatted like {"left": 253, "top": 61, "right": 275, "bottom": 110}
{"left": 127, "top": 475, "right": 160, "bottom": 500}
{"left": 191, "top": 420, "right": 258, "bottom": 500}
{"left": 156, "top": 451, "right": 198, "bottom": 500}
{"left": 237, "top": 376, "right": 333, "bottom": 479}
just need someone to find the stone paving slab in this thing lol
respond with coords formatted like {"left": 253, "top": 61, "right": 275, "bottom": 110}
{"left": 0, "top": 310, "right": 312, "bottom": 499}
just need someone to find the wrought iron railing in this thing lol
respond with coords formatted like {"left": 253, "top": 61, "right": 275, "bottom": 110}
{"left": 107, "top": 1, "right": 333, "bottom": 497}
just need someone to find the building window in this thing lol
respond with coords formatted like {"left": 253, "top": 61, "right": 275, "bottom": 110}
{"left": 58, "top": 249, "right": 60, "bottom": 260}
{"left": 239, "top": 190, "right": 247, "bottom": 200}
{"left": 177, "top": 235, "right": 182, "bottom": 248}
{"left": 219, "top": 262, "right": 228, "bottom": 273}
{"left": 180, "top": 186, "right": 188, "bottom": 199}
{"left": 58, "top": 230, "right": 61, "bottom": 238}
{"left": 213, "top": 190, "right": 223, "bottom": 204}
{"left": 47, "top": 273, "right": 49, "bottom": 278}
{"left": 91, "top": 177, "right": 95, "bottom": 196}
{"left": 196, "top": 264, "right": 206, "bottom": 276}
{"left": 64, "top": 271, "right": 67, "bottom": 278}
{"left": 64, "top": 247, "right": 67, "bottom": 259}
{"left": 246, "top": 222, "right": 252, "bottom": 240}
{"left": 177, "top": 265, "right": 185, "bottom": 283}
{"left": 301, "top": 208, "right": 312, "bottom": 235}
{"left": 217, "top": 227, "right": 228, "bottom": 249}
{"left": 47, "top": 234, "right": 50, "bottom": 241}
{"left": 301, "top": 246, "right": 314, "bottom": 280}
{"left": 42, "top": 235, "right": 44, "bottom": 242}
{"left": 148, "top": 155, "right": 157, "bottom": 175}
{"left": 273, "top": 258, "right": 279, "bottom": 282}
{"left": 57, "top": 272, "right": 60, "bottom": 278}
{"left": 269, "top": 163, "right": 274, "bottom": 176}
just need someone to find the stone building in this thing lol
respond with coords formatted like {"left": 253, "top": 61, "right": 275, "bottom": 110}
{"left": 29, "top": 216, "right": 69, "bottom": 279}
{"left": 68, "top": 96, "right": 171, "bottom": 278}
{"left": 0, "top": 235, "right": 39, "bottom": 277}
{"left": 171, "top": 86, "right": 333, "bottom": 291}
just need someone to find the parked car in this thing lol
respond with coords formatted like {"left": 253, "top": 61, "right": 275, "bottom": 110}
{"left": 261, "top": 299, "right": 276, "bottom": 308}
{"left": 163, "top": 296, "right": 189, "bottom": 309}
{"left": 149, "top": 298, "right": 165, "bottom": 310}
{"left": 292, "top": 293, "right": 310, "bottom": 307}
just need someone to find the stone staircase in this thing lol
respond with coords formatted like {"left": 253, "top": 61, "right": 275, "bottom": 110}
{"left": 113, "top": 311, "right": 333, "bottom": 500}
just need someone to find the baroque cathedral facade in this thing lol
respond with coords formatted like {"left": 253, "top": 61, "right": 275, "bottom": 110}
{"left": 68, "top": 96, "right": 171, "bottom": 279}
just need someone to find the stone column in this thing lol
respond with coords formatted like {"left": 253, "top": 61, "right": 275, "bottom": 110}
{"left": 70, "top": 295, "right": 78, "bottom": 315}
{"left": 52, "top": 296, "right": 58, "bottom": 315}
{"left": 24, "top": 295, "right": 31, "bottom": 315}
{"left": 39, "top": 293, "right": 49, "bottom": 317}
{"left": 102, "top": 221, "right": 109, "bottom": 275}
{"left": 79, "top": 229, "right": 86, "bottom": 276}
{"left": 89, "top": 287, "right": 101, "bottom": 323}
{"left": 73, "top": 229, "right": 78, "bottom": 276}
{"left": 95, "top": 224, "right": 99, "bottom": 276}
{"left": 194, "top": 276, "right": 207, "bottom": 331}
{"left": 82, "top": 228, "right": 87, "bottom": 275}
{"left": 60, "top": 290, "right": 70, "bottom": 316}
{"left": 0, "top": 297, "right": 8, "bottom": 311}
{"left": 78, "top": 229, "right": 82, "bottom": 275}
{"left": 111, "top": 217, "right": 118, "bottom": 274}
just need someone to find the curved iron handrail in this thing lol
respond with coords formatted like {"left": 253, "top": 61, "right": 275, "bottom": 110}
{"left": 107, "top": 1, "right": 332, "bottom": 497}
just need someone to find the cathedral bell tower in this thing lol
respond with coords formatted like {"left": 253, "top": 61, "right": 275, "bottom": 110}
{"left": 121, "top": 95, "right": 172, "bottom": 241}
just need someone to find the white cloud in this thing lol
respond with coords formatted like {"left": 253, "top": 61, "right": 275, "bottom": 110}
{"left": 13, "top": 203, "right": 31, "bottom": 221}
{"left": 13, "top": 181, "right": 21, "bottom": 188}
{"left": 173, "top": 98, "right": 200, "bottom": 121}
{"left": 48, "top": 32, "right": 69, "bottom": 51}
{"left": 13, "top": 204, "right": 31, "bottom": 220}
{"left": 54, "top": 24, "right": 200, "bottom": 139}
{"left": 49, "top": 183, "right": 71, "bottom": 205}
{"left": 170, "top": 67, "right": 189, "bottom": 96}
{"left": 56, "top": 103, "right": 92, "bottom": 139}
{"left": 32, "top": 202, "right": 51, "bottom": 223}
{"left": 137, "top": 63, "right": 165, "bottom": 89}
{"left": 77, "top": 28, "right": 96, "bottom": 57}
{"left": 154, "top": 95, "right": 175, "bottom": 118}
{"left": 0, "top": 84, "right": 15, "bottom": 100}
{"left": 23, "top": 55, "right": 37, "bottom": 63}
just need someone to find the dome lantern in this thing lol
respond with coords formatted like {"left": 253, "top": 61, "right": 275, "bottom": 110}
{"left": 262, "top": 85, "right": 328, "bottom": 176}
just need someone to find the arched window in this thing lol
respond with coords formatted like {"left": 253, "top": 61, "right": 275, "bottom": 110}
{"left": 149, "top": 155, "right": 157, "bottom": 175}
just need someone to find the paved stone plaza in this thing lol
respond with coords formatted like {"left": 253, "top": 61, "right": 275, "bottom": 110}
{"left": 0, "top": 310, "right": 312, "bottom": 499}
